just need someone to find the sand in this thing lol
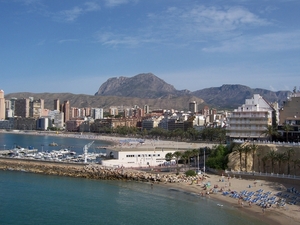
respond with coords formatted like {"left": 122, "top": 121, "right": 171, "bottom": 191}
{"left": 2, "top": 130, "right": 300, "bottom": 225}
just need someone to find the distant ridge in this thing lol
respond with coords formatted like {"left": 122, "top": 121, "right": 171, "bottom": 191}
{"left": 192, "top": 84, "right": 291, "bottom": 109}
{"left": 5, "top": 74, "right": 291, "bottom": 110}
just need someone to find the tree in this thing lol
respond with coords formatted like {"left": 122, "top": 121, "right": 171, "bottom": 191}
{"left": 191, "top": 148, "right": 199, "bottom": 168}
{"left": 250, "top": 144, "right": 258, "bottom": 173}
{"left": 256, "top": 152, "right": 262, "bottom": 173}
{"left": 206, "top": 145, "right": 229, "bottom": 170}
{"left": 267, "top": 150, "right": 277, "bottom": 173}
{"left": 183, "top": 150, "right": 193, "bottom": 168}
{"left": 172, "top": 151, "right": 182, "bottom": 174}
{"left": 233, "top": 144, "right": 244, "bottom": 171}
{"left": 216, "top": 128, "right": 226, "bottom": 144}
{"left": 286, "top": 148, "right": 295, "bottom": 175}
{"left": 261, "top": 125, "right": 278, "bottom": 141}
{"left": 165, "top": 152, "right": 173, "bottom": 162}
{"left": 275, "top": 152, "right": 287, "bottom": 174}
{"left": 243, "top": 145, "right": 251, "bottom": 172}
{"left": 262, "top": 156, "right": 268, "bottom": 173}
{"left": 292, "top": 159, "right": 300, "bottom": 176}
{"left": 282, "top": 123, "right": 293, "bottom": 142}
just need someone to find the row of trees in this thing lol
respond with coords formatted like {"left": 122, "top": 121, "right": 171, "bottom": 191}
{"left": 261, "top": 124, "right": 296, "bottom": 142}
{"left": 163, "top": 143, "right": 300, "bottom": 176}
{"left": 232, "top": 144, "right": 300, "bottom": 175}
{"left": 96, "top": 122, "right": 297, "bottom": 143}
{"left": 164, "top": 149, "right": 207, "bottom": 174}
{"left": 97, "top": 126, "right": 227, "bottom": 143}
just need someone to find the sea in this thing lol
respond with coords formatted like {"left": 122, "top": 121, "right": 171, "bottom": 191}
{"left": 0, "top": 132, "right": 268, "bottom": 225}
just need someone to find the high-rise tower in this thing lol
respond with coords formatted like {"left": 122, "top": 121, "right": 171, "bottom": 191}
{"left": 0, "top": 90, "right": 5, "bottom": 120}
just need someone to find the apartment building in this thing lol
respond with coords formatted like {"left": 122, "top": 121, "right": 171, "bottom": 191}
{"left": 278, "top": 92, "right": 300, "bottom": 142}
{"left": 0, "top": 90, "right": 5, "bottom": 120}
{"left": 226, "top": 94, "right": 276, "bottom": 141}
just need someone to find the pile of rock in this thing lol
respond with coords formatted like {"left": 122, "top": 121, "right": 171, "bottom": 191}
{"left": 0, "top": 158, "right": 203, "bottom": 184}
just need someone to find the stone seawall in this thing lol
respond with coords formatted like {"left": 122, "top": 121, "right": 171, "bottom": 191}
{"left": 0, "top": 158, "right": 198, "bottom": 183}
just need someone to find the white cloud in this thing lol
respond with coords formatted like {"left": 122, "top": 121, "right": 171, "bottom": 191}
{"left": 104, "top": 0, "right": 138, "bottom": 7}
{"left": 58, "top": 6, "right": 83, "bottom": 22}
{"left": 147, "top": 5, "right": 269, "bottom": 41}
{"left": 95, "top": 31, "right": 158, "bottom": 47}
{"left": 58, "top": 39, "right": 79, "bottom": 44}
{"left": 54, "top": 2, "right": 100, "bottom": 22}
{"left": 203, "top": 30, "right": 300, "bottom": 52}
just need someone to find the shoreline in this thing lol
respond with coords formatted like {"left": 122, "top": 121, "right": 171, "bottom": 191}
{"left": 1, "top": 130, "right": 300, "bottom": 225}
{"left": 156, "top": 172, "right": 300, "bottom": 225}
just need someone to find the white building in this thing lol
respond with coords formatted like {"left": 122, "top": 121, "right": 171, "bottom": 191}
{"left": 101, "top": 148, "right": 175, "bottom": 168}
{"left": 48, "top": 110, "right": 64, "bottom": 129}
{"left": 226, "top": 94, "right": 276, "bottom": 141}
{"left": 91, "top": 108, "right": 104, "bottom": 119}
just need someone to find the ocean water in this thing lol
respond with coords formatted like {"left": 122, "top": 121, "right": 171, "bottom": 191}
{"left": 0, "top": 133, "right": 268, "bottom": 225}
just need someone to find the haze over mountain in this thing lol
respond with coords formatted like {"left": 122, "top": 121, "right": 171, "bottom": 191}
{"left": 5, "top": 73, "right": 291, "bottom": 111}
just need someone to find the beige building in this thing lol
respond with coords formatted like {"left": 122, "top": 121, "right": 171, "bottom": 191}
{"left": 278, "top": 92, "right": 300, "bottom": 142}
{"left": 279, "top": 92, "right": 300, "bottom": 125}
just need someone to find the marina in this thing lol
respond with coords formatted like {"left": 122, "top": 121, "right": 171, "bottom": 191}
{"left": 0, "top": 146, "right": 105, "bottom": 163}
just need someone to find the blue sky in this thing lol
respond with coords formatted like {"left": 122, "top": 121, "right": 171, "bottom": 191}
{"left": 1, "top": 0, "right": 299, "bottom": 95}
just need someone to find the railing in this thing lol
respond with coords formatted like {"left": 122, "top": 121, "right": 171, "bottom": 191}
{"left": 232, "top": 139, "right": 300, "bottom": 146}
{"left": 224, "top": 170, "right": 300, "bottom": 180}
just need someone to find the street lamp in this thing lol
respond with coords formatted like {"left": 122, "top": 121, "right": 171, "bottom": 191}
{"left": 197, "top": 149, "right": 200, "bottom": 172}
{"left": 41, "top": 144, "right": 44, "bottom": 152}
{"left": 203, "top": 147, "right": 206, "bottom": 174}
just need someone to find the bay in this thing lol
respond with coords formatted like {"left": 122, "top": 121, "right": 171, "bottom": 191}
{"left": 0, "top": 133, "right": 268, "bottom": 225}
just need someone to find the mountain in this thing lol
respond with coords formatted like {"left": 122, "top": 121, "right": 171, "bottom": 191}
{"left": 4, "top": 74, "right": 291, "bottom": 111}
{"left": 95, "top": 73, "right": 191, "bottom": 98}
{"left": 192, "top": 84, "right": 291, "bottom": 109}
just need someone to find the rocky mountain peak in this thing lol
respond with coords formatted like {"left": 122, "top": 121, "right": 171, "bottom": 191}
{"left": 95, "top": 73, "right": 189, "bottom": 99}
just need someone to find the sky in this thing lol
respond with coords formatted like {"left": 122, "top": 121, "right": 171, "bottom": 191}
{"left": 1, "top": 0, "right": 299, "bottom": 95}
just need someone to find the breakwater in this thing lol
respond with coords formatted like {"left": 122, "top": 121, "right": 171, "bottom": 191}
{"left": 0, "top": 158, "right": 199, "bottom": 183}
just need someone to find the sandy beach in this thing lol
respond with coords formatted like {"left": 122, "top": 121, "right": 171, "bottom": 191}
{"left": 157, "top": 173, "right": 300, "bottom": 225}
{"left": 2, "top": 130, "right": 300, "bottom": 225}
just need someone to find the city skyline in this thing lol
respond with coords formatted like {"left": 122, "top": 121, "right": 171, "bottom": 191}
{"left": 1, "top": 0, "right": 299, "bottom": 95}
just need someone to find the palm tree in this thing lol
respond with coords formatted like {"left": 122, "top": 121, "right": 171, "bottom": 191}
{"left": 165, "top": 152, "right": 173, "bottom": 162}
{"left": 292, "top": 159, "right": 300, "bottom": 176}
{"left": 172, "top": 151, "right": 182, "bottom": 174}
{"left": 262, "top": 155, "right": 268, "bottom": 173}
{"left": 256, "top": 152, "right": 262, "bottom": 173}
{"left": 250, "top": 144, "right": 258, "bottom": 173}
{"left": 286, "top": 148, "right": 295, "bottom": 175}
{"left": 275, "top": 152, "right": 287, "bottom": 174}
{"left": 261, "top": 125, "right": 278, "bottom": 141}
{"left": 183, "top": 150, "right": 193, "bottom": 168}
{"left": 191, "top": 148, "right": 199, "bottom": 168}
{"left": 267, "top": 150, "right": 277, "bottom": 173}
{"left": 233, "top": 144, "right": 244, "bottom": 171}
{"left": 180, "top": 151, "right": 189, "bottom": 168}
{"left": 282, "top": 123, "right": 293, "bottom": 142}
{"left": 244, "top": 145, "right": 251, "bottom": 172}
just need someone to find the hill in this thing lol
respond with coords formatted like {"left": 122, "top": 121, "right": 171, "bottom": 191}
{"left": 192, "top": 84, "right": 290, "bottom": 109}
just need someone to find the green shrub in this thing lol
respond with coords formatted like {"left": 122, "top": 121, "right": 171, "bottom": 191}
{"left": 185, "top": 170, "right": 196, "bottom": 177}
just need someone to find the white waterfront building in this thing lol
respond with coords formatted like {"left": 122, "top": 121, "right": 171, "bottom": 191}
{"left": 101, "top": 148, "right": 175, "bottom": 168}
{"left": 100, "top": 139, "right": 214, "bottom": 168}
